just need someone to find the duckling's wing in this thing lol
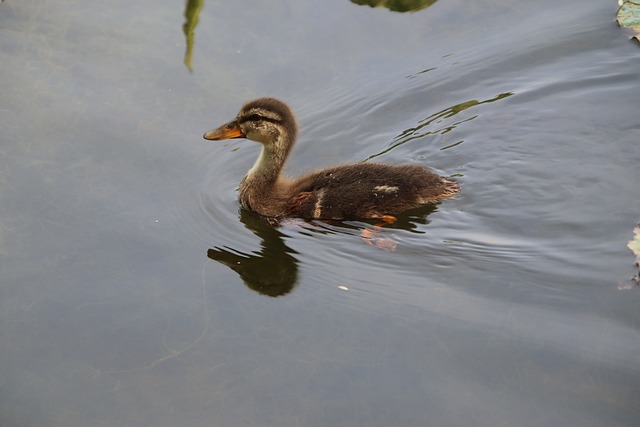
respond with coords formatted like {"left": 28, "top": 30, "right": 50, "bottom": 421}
{"left": 287, "top": 163, "right": 458, "bottom": 220}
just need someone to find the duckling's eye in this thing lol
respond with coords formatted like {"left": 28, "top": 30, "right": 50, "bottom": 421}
{"left": 249, "top": 114, "right": 263, "bottom": 122}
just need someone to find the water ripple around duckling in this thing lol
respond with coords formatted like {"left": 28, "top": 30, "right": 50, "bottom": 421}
{"left": 174, "top": 146, "right": 250, "bottom": 248}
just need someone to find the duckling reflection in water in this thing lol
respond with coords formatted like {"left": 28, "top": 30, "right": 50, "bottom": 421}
{"left": 207, "top": 211, "right": 299, "bottom": 297}
{"left": 203, "top": 98, "right": 459, "bottom": 223}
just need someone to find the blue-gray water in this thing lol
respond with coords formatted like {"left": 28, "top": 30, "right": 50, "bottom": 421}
{"left": 2, "top": 0, "right": 639, "bottom": 426}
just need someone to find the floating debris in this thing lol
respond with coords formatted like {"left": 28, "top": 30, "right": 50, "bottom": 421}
{"left": 628, "top": 223, "right": 640, "bottom": 266}
{"left": 616, "top": 1, "right": 640, "bottom": 43}
{"left": 619, "top": 223, "right": 640, "bottom": 290}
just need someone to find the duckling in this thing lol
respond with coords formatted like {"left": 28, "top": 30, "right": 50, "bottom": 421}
{"left": 203, "top": 98, "right": 459, "bottom": 220}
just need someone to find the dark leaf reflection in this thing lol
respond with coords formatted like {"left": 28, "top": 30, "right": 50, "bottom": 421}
{"left": 351, "top": 0, "right": 437, "bottom": 13}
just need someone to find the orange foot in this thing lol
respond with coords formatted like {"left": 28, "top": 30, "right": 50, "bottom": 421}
{"left": 361, "top": 215, "right": 398, "bottom": 250}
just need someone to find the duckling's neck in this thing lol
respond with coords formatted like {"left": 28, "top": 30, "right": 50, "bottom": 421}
{"left": 246, "top": 140, "right": 288, "bottom": 183}
{"left": 239, "top": 135, "right": 291, "bottom": 210}
{"left": 247, "top": 146, "right": 277, "bottom": 182}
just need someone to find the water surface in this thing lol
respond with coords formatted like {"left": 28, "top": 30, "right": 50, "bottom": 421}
{"left": 1, "top": 0, "right": 639, "bottom": 426}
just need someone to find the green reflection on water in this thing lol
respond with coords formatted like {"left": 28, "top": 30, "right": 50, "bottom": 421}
{"left": 183, "top": 0, "right": 205, "bottom": 72}
{"left": 181, "top": 0, "right": 437, "bottom": 71}
{"left": 351, "top": 0, "right": 437, "bottom": 13}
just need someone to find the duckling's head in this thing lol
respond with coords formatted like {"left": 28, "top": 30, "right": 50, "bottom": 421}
{"left": 203, "top": 98, "right": 297, "bottom": 150}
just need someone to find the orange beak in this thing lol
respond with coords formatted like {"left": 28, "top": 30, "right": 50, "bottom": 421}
{"left": 203, "top": 120, "right": 245, "bottom": 140}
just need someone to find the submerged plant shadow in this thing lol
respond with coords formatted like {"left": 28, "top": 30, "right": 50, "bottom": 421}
{"left": 365, "top": 92, "right": 513, "bottom": 162}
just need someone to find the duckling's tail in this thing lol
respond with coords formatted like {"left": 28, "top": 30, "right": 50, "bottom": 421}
{"left": 441, "top": 177, "right": 460, "bottom": 198}
{"left": 417, "top": 176, "right": 460, "bottom": 204}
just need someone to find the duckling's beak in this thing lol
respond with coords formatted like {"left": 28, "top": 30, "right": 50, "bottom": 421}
{"left": 203, "top": 120, "right": 245, "bottom": 140}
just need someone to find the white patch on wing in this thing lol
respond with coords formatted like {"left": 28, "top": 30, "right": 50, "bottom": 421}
{"left": 373, "top": 185, "right": 399, "bottom": 193}
{"left": 313, "top": 189, "right": 325, "bottom": 218}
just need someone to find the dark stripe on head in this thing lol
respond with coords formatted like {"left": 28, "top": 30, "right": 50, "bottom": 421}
{"left": 236, "top": 98, "right": 298, "bottom": 142}
{"left": 237, "top": 113, "right": 281, "bottom": 125}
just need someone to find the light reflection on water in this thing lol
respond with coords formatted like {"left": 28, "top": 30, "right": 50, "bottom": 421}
{"left": 1, "top": 0, "right": 640, "bottom": 426}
